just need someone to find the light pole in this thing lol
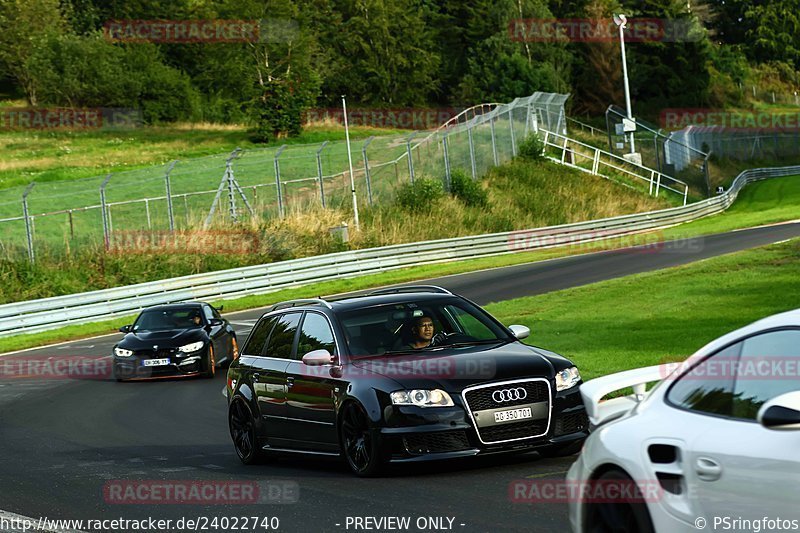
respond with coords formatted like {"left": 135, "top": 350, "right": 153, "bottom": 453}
{"left": 342, "top": 95, "right": 360, "bottom": 231}
{"left": 613, "top": 13, "right": 636, "bottom": 155}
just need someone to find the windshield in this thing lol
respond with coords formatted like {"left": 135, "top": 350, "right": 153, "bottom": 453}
{"left": 339, "top": 298, "right": 511, "bottom": 357}
{"left": 133, "top": 307, "right": 203, "bottom": 331}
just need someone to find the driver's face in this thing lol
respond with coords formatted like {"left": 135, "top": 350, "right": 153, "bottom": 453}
{"left": 413, "top": 319, "right": 434, "bottom": 341}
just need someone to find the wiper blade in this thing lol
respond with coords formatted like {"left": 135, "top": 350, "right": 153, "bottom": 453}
{"left": 439, "top": 339, "right": 511, "bottom": 349}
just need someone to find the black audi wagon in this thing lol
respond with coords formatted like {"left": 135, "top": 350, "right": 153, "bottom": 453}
{"left": 226, "top": 286, "right": 588, "bottom": 476}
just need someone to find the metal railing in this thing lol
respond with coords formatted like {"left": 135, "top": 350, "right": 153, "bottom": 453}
{"left": 540, "top": 130, "right": 690, "bottom": 204}
{"left": 1, "top": 164, "right": 797, "bottom": 338}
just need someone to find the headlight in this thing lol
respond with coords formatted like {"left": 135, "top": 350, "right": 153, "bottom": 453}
{"left": 390, "top": 389, "right": 454, "bottom": 407}
{"left": 114, "top": 347, "right": 133, "bottom": 357}
{"left": 178, "top": 341, "right": 205, "bottom": 353}
{"left": 556, "top": 366, "right": 581, "bottom": 391}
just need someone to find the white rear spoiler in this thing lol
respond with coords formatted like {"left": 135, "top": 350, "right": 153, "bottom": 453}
{"left": 580, "top": 364, "right": 674, "bottom": 427}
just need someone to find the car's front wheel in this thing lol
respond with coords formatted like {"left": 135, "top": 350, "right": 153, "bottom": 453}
{"left": 583, "top": 468, "right": 655, "bottom": 533}
{"left": 228, "top": 398, "right": 265, "bottom": 465}
{"left": 203, "top": 345, "right": 216, "bottom": 379}
{"left": 339, "top": 402, "right": 385, "bottom": 477}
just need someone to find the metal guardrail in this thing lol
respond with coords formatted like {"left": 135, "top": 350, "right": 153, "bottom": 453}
{"left": 0, "top": 165, "right": 798, "bottom": 338}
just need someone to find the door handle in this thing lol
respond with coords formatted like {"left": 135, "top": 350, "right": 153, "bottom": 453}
{"left": 286, "top": 376, "right": 294, "bottom": 388}
{"left": 696, "top": 457, "right": 722, "bottom": 482}
{"left": 252, "top": 373, "right": 260, "bottom": 383}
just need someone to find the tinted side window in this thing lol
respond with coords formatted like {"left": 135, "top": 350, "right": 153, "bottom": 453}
{"left": 242, "top": 316, "right": 279, "bottom": 356}
{"left": 265, "top": 313, "right": 302, "bottom": 360}
{"left": 297, "top": 313, "right": 336, "bottom": 358}
{"left": 732, "top": 330, "right": 800, "bottom": 420}
{"left": 667, "top": 342, "right": 741, "bottom": 417}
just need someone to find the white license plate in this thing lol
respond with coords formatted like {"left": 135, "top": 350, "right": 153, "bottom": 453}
{"left": 142, "top": 358, "right": 170, "bottom": 367}
{"left": 494, "top": 407, "right": 532, "bottom": 423}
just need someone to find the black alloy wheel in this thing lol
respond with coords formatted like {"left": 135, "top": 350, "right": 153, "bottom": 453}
{"left": 229, "top": 399, "right": 263, "bottom": 465}
{"left": 340, "top": 403, "right": 384, "bottom": 477}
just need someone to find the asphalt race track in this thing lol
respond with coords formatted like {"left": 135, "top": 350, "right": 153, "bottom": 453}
{"left": 1, "top": 222, "right": 798, "bottom": 533}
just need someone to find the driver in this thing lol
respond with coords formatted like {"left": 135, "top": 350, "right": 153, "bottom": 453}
{"left": 407, "top": 316, "right": 436, "bottom": 349}
{"left": 190, "top": 311, "right": 203, "bottom": 327}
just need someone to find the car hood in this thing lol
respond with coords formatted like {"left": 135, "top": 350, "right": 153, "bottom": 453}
{"left": 117, "top": 328, "right": 206, "bottom": 350}
{"left": 349, "top": 341, "right": 560, "bottom": 392}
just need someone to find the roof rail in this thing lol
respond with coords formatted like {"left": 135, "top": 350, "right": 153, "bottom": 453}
{"left": 268, "top": 298, "right": 333, "bottom": 312}
{"left": 368, "top": 285, "right": 453, "bottom": 296}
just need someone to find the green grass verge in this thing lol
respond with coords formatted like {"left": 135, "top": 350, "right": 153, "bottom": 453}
{"left": 2, "top": 174, "right": 798, "bottom": 355}
{"left": 487, "top": 238, "right": 800, "bottom": 381}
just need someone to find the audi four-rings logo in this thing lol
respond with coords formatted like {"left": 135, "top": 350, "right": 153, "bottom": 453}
{"left": 492, "top": 387, "right": 527, "bottom": 403}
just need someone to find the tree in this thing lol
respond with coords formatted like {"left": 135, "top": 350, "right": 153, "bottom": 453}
{"left": 0, "top": 0, "right": 64, "bottom": 105}
{"left": 571, "top": 0, "right": 623, "bottom": 115}
{"left": 455, "top": 0, "right": 572, "bottom": 104}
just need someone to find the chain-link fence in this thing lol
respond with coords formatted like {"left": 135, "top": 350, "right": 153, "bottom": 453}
{"left": 0, "top": 92, "right": 569, "bottom": 263}
{"left": 605, "top": 105, "right": 710, "bottom": 196}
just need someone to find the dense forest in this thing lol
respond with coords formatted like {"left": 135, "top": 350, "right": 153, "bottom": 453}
{"left": 0, "top": 0, "right": 798, "bottom": 139}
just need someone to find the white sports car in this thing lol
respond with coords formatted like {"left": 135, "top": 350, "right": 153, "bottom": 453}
{"left": 567, "top": 308, "right": 800, "bottom": 532}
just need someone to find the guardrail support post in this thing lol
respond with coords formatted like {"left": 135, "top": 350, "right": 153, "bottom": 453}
{"left": 100, "top": 174, "right": 112, "bottom": 250}
{"left": 592, "top": 150, "right": 600, "bottom": 175}
{"left": 467, "top": 123, "right": 477, "bottom": 180}
{"left": 406, "top": 131, "right": 419, "bottom": 183}
{"left": 165, "top": 160, "right": 177, "bottom": 232}
{"left": 274, "top": 145, "right": 287, "bottom": 217}
{"left": 22, "top": 182, "right": 36, "bottom": 263}
{"left": 649, "top": 170, "right": 655, "bottom": 195}
{"left": 316, "top": 141, "right": 328, "bottom": 208}
{"left": 68, "top": 209, "right": 74, "bottom": 240}
{"left": 145, "top": 198, "right": 151, "bottom": 229}
{"left": 655, "top": 174, "right": 662, "bottom": 197}
{"left": 683, "top": 185, "right": 688, "bottom": 206}
{"left": 362, "top": 136, "right": 375, "bottom": 205}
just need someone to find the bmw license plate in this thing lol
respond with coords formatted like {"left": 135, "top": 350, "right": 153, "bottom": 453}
{"left": 142, "top": 358, "right": 170, "bottom": 367}
{"left": 494, "top": 407, "right": 532, "bottom": 423}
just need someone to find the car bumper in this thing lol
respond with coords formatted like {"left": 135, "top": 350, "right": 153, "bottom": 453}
{"left": 113, "top": 351, "right": 206, "bottom": 380}
{"left": 380, "top": 386, "right": 587, "bottom": 462}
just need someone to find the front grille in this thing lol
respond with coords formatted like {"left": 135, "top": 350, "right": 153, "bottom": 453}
{"left": 402, "top": 431, "right": 471, "bottom": 455}
{"left": 479, "top": 420, "right": 549, "bottom": 443}
{"left": 463, "top": 380, "right": 549, "bottom": 411}
{"left": 463, "top": 379, "right": 552, "bottom": 444}
{"left": 554, "top": 412, "right": 589, "bottom": 436}
{"left": 134, "top": 349, "right": 176, "bottom": 359}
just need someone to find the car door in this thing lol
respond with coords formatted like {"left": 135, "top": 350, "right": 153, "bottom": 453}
{"left": 255, "top": 311, "right": 303, "bottom": 445}
{"left": 283, "top": 311, "right": 341, "bottom": 452}
{"left": 684, "top": 329, "right": 800, "bottom": 522}
{"left": 202, "top": 304, "right": 227, "bottom": 359}
{"left": 239, "top": 313, "right": 297, "bottom": 442}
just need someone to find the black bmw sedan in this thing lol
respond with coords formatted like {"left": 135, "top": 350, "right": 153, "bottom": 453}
{"left": 113, "top": 302, "right": 238, "bottom": 381}
{"left": 226, "top": 286, "right": 588, "bottom": 476}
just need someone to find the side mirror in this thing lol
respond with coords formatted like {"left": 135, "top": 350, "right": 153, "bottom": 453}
{"left": 508, "top": 324, "right": 530, "bottom": 340}
{"left": 119, "top": 325, "right": 132, "bottom": 333}
{"left": 758, "top": 391, "right": 800, "bottom": 430}
{"left": 216, "top": 305, "right": 224, "bottom": 312}
{"left": 302, "top": 349, "right": 334, "bottom": 366}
